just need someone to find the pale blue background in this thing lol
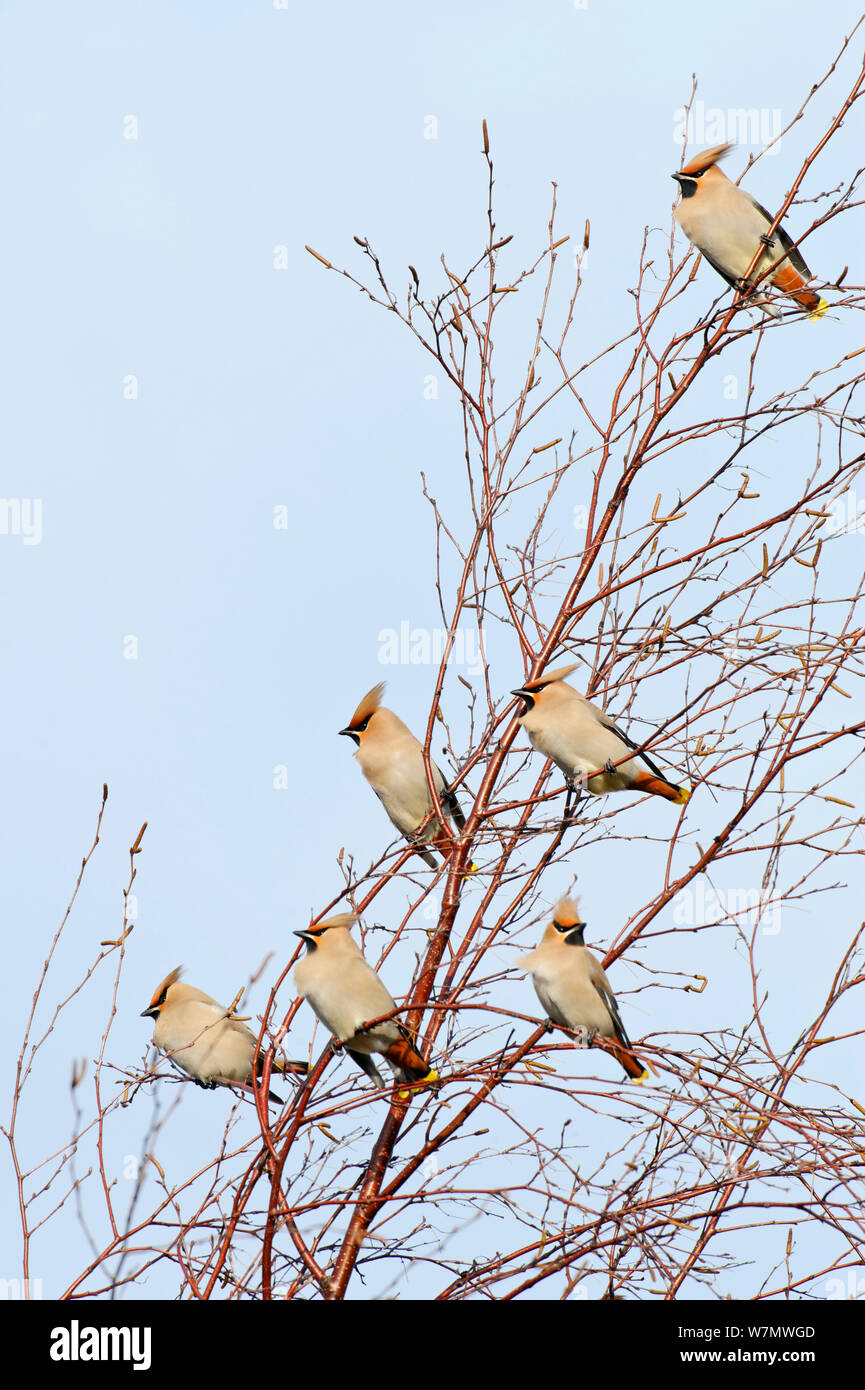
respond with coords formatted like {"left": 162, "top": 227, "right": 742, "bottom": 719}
{"left": 1, "top": 0, "right": 863, "bottom": 1300}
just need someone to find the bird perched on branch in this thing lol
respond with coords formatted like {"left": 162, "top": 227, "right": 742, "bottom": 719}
{"left": 511, "top": 663, "right": 690, "bottom": 804}
{"left": 339, "top": 682, "right": 468, "bottom": 867}
{"left": 294, "top": 912, "right": 437, "bottom": 1091}
{"left": 672, "top": 142, "right": 827, "bottom": 319}
{"left": 518, "top": 898, "right": 648, "bottom": 1082}
{"left": 140, "top": 967, "right": 307, "bottom": 1104}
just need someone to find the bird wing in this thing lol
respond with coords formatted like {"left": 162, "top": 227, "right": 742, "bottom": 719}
{"left": 746, "top": 196, "right": 812, "bottom": 279}
{"left": 225, "top": 1016, "right": 260, "bottom": 1048}
{"left": 594, "top": 706, "right": 672, "bottom": 785}
{"left": 435, "top": 763, "right": 466, "bottom": 830}
{"left": 695, "top": 246, "right": 739, "bottom": 290}
{"left": 342, "top": 955, "right": 399, "bottom": 1031}
{"left": 345, "top": 1048, "right": 386, "bottom": 1088}
{"left": 590, "top": 964, "right": 633, "bottom": 1050}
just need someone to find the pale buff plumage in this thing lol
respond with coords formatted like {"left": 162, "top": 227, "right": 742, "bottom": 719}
{"left": 672, "top": 142, "right": 827, "bottom": 319}
{"left": 294, "top": 913, "right": 436, "bottom": 1089}
{"left": 141, "top": 967, "right": 306, "bottom": 1104}
{"left": 518, "top": 898, "right": 647, "bottom": 1081}
{"left": 339, "top": 683, "right": 466, "bottom": 866}
{"left": 511, "top": 663, "right": 690, "bottom": 804}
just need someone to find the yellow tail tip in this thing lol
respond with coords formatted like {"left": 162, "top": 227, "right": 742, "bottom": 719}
{"left": 397, "top": 1068, "right": 437, "bottom": 1101}
{"left": 674, "top": 785, "right": 691, "bottom": 805}
{"left": 808, "top": 297, "right": 829, "bottom": 321}
{"left": 400, "top": 1067, "right": 439, "bottom": 1100}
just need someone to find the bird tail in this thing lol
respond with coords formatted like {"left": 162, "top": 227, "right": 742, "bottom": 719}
{"left": 253, "top": 1054, "right": 308, "bottom": 1105}
{"left": 607, "top": 1040, "right": 649, "bottom": 1084}
{"left": 345, "top": 1048, "right": 387, "bottom": 1089}
{"left": 632, "top": 771, "right": 690, "bottom": 805}
{"left": 272, "top": 1057, "right": 310, "bottom": 1077}
{"left": 770, "top": 263, "right": 827, "bottom": 319}
{"left": 217, "top": 1071, "right": 286, "bottom": 1106}
{"left": 428, "top": 827, "right": 478, "bottom": 876}
{"left": 442, "top": 786, "right": 466, "bottom": 832}
{"left": 383, "top": 1033, "right": 437, "bottom": 1087}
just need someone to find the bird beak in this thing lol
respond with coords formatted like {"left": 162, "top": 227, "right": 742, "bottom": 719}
{"left": 511, "top": 687, "right": 535, "bottom": 712}
{"left": 671, "top": 173, "right": 685, "bottom": 186}
{"left": 140, "top": 1006, "right": 158, "bottom": 1020}
{"left": 294, "top": 930, "right": 314, "bottom": 943}
{"left": 338, "top": 727, "right": 359, "bottom": 743}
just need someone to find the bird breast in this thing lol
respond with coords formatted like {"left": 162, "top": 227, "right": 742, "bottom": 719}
{"left": 677, "top": 193, "right": 775, "bottom": 281}
{"left": 295, "top": 952, "right": 399, "bottom": 1051}
{"left": 154, "top": 1003, "right": 254, "bottom": 1084}
{"left": 528, "top": 955, "right": 615, "bottom": 1037}
{"left": 359, "top": 740, "right": 440, "bottom": 836}
{"left": 525, "top": 715, "right": 635, "bottom": 794}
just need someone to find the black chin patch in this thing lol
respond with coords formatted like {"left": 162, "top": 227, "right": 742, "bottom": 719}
{"left": 563, "top": 927, "right": 586, "bottom": 947}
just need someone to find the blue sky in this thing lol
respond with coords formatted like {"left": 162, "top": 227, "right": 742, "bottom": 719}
{"left": 2, "top": 0, "right": 863, "bottom": 1300}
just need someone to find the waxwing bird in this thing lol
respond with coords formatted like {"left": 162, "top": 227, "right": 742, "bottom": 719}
{"left": 518, "top": 898, "right": 648, "bottom": 1082}
{"left": 511, "top": 663, "right": 690, "bottom": 804}
{"left": 339, "top": 682, "right": 467, "bottom": 867}
{"left": 141, "top": 967, "right": 308, "bottom": 1104}
{"left": 672, "top": 142, "right": 827, "bottom": 320}
{"left": 294, "top": 913, "right": 436, "bottom": 1090}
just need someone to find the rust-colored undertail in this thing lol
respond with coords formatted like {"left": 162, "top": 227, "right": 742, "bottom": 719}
{"left": 769, "top": 262, "right": 827, "bottom": 319}
{"left": 383, "top": 1035, "right": 437, "bottom": 1085}
{"left": 604, "top": 1040, "right": 649, "bottom": 1083}
{"left": 632, "top": 771, "right": 690, "bottom": 805}
{"left": 271, "top": 1057, "right": 310, "bottom": 1077}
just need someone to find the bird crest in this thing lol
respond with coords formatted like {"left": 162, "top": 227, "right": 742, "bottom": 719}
{"left": 311, "top": 912, "right": 358, "bottom": 933}
{"left": 346, "top": 682, "right": 386, "bottom": 729}
{"left": 679, "top": 142, "right": 736, "bottom": 177}
{"left": 521, "top": 661, "right": 580, "bottom": 690}
{"left": 552, "top": 897, "right": 583, "bottom": 930}
{"left": 146, "top": 965, "right": 183, "bottom": 1012}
